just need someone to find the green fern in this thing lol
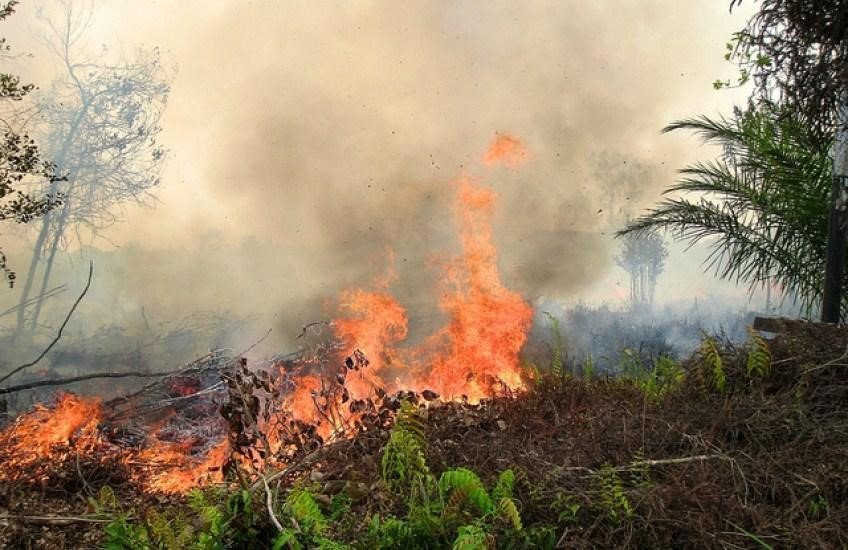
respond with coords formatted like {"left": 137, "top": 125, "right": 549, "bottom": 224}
{"left": 452, "top": 523, "right": 491, "bottom": 550}
{"left": 491, "top": 469, "right": 515, "bottom": 501}
{"left": 701, "top": 336, "right": 726, "bottom": 392}
{"left": 544, "top": 312, "right": 568, "bottom": 379}
{"left": 440, "top": 468, "right": 493, "bottom": 515}
{"left": 367, "top": 515, "right": 415, "bottom": 548}
{"left": 596, "top": 464, "right": 632, "bottom": 523}
{"left": 746, "top": 327, "right": 772, "bottom": 378}
{"left": 382, "top": 401, "right": 430, "bottom": 498}
{"left": 285, "top": 485, "right": 327, "bottom": 536}
{"left": 497, "top": 498, "right": 522, "bottom": 531}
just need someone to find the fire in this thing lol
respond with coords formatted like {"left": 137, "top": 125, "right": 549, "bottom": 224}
{"left": 333, "top": 286, "right": 408, "bottom": 399}
{"left": 140, "top": 439, "right": 230, "bottom": 494}
{"left": 0, "top": 133, "right": 534, "bottom": 494}
{"left": 333, "top": 133, "right": 533, "bottom": 402}
{"left": 483, "top": 133, "right": 529, "bottom": 168}
{"left": 0, "top": 393, "right": 102, "bottom": 478}
{"left": 426, "top": 174, "right": 533, "bottom": 400}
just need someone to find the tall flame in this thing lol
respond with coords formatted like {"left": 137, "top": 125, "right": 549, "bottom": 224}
{"left": 333, "top": 133, "right": 533, "bottom": 402}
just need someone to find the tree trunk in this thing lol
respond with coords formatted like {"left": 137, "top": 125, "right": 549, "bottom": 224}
{"left": 822, "top": 97, "right": 848, "bottom": 323}
{"left": 28, "top": 202, "right": 70, "bottom": 332}
{"left": 12, "top": 211, "right": 52, "bottom": 342}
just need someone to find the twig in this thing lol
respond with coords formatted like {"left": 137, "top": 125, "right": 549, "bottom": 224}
{"left": 0, "top": 284, "right": 67, "bottom": 319}
{"left": 0, "top": 514, "right": 113, "bottom": 525}
{"left": 260, "top": 473, "right": 284, "bottom": 532}
{"left": 0, "top": 261, "right": 93, "bottom": 386}
{"left": 249, "top": 442, "right": 342, "bottom": 492}
{"left": 561, "top": 454, "right": 725, "bottom": 475}
{"left": 803, "top": 343, "right": 848, "bottom": 374}
{"left": 297, "top": 321, "right": 330, "bottom": 339}
{"left": 103, "top": 349, "right": 232, "bottom": 409}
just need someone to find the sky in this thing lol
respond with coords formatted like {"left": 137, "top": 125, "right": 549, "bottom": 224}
{"left": 0, "top": 1, "right": 763, "bottom": 347}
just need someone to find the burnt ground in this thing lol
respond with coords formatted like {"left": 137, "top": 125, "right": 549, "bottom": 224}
{"left": 1, "top": 321, "right": 847, "bottom": 548}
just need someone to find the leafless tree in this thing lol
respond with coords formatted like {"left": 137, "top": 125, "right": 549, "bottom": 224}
{"left": 13, "top": 0, "right": 171, "bottom": 341}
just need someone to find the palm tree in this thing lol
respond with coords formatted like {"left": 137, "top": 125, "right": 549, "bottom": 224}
{"left": 619, "top": 105, "right": 833, "bottom": 317}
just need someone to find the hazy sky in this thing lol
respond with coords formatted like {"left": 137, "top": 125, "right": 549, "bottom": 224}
{"left": 2, "top": 1, "right": 760, "bottom": 344}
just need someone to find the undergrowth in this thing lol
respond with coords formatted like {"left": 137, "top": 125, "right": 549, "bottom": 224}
{"left": 90, "top": 324, "right": 848, "bottom": 549}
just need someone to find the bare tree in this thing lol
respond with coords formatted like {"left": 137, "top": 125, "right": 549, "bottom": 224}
{"left": 13, "top": 0, "right": 171, "bottom": 341}
{"left": 616, "top": 231, "right": 668, "bottom": 312}
{"left": 0, "top": 1, "right": 62, "bottom": 287}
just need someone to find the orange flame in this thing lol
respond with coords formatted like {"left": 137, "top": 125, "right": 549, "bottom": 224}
{"left": 0, "top": 393, "right": 101, "bottom": 471}
{"left": 483, "top": 134, "right": 529, "bottom": 168}
{"left": 426, "top": 174, "right": 532, "bottom": 400}
{"left": 140, "top": 439, "right": 230, "bottom": 494}
{"left": 332, "top": 133, "right": 533, "bottom": 403}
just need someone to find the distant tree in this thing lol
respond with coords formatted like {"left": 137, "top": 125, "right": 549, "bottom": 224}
{"left": 13, "top": 0, "right": 171, "bottom": 340}
{"left": 619, "top": 106, "right": 830, "bottom": 316}
{"left": 0, "top": 1, "right": 62, "bottom": 287}
{"left": 615, "top": 230, "right": 667, "bottom": 311}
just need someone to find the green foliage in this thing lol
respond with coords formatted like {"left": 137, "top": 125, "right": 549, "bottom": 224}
{"left": 285, "top": 484, "right": 327, "bottom": 536}
{"left": 596, "top": 465, "right": 633, "bottom": 524}
{"left": 366, "top": 515, "right": 415, "bottom": 549}
{"left": 370, "top": 415, "right": 528, "bottom": 548}
{"left": 621, "top": 350, "right": 683, "bottom": 402}
{"left": 103, "top": 487, "right": 259, "bottom": 550}
{"left": 0, "top": 3, "right": 62, "bottom": 287}
{"left": 452, "top": 523, "right": 491, "bottom": 549}
{"left": 382, "top": 401, "right": 430, "bottom": 500}
{"left": 544, "top": 312, "right": 568, "bottom": 379}
{"left": 807, "top": 494, "right": 830, "bottom": 520}
{"left": 551, "top": 493, "right": 582, "bottom": 524}
{"left": 746, "top": 327, "right": 772, "bottom": 379}
{"left": 701, "top": 336, "right": 726, "bottom": 393}
{"left": 582, "top": 354, "right": 595, "bottom": 379}
{"left": 619, "top": 105, "right": 833, "bottom": 316}
{"left": 491, "top": 469, "right": 515, "bottom": 502}
{"left": 440, "top": 468, "right": 494, "bottom": 515}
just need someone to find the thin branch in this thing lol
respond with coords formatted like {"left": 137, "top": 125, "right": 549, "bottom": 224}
{"left": 260, "top": 473, "right": 284, "bottom": 532}
{"left": 0, "top": 514, "right": 113, "bottom": 525}
{"left": 0, "top": 261, "right": 93, "bottom": 386}
{"left": 0, "top": 370, "right": 169, "bottom": 395}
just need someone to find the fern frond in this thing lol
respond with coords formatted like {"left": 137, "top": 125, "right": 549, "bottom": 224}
{"left": 452, "top": 523, "right": 491, "bottom": 550}
{"left": 701, "top": 336, "right": 726, "bottom": 392}
{"left": 491, "top": 469, "right": 515, "bottom": 501}
{"left": 439, "top": 468, "right": 493, "bottom": 515}
{"left": 285, "top": 486, "right": 327, "bottom": 536}
{"left": 498, "top": 497, "right": 522, "bottom": 531}
{"left": 382, "top": 401, "right": 430, "bottom": 497}
{"left": 746, "top": 326, "right": 772, "bottom": 378}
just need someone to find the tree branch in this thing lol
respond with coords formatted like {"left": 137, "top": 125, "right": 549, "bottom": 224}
{"left": 0, "top": 261, "right": 92, "bottom": 386}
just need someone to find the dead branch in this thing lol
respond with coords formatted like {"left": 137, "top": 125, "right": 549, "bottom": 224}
{"left": 0, "top": 261, "right": 93, "bottom": 387}
{"left": 0, "top": 514, "right": 114, "bottom": 525}
{"left": 0, "top": 284, "right": 67, "bottom": 319}
{"left": 561, "top": 454, "right": 726, "bottom": 475}
{"left": 260, "top": 473, "right": 284, "bottom": 532}
{"left": 0, "top": 370, "right": 169, "bottom": 395}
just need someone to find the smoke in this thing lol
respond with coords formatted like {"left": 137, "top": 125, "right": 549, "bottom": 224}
{"left": 1, "top": 1, "right": 755, "bottom": 349}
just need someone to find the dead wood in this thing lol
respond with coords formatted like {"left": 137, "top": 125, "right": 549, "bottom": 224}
{"left": 0, "top": 262, "right": 93, "bottom": 387}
